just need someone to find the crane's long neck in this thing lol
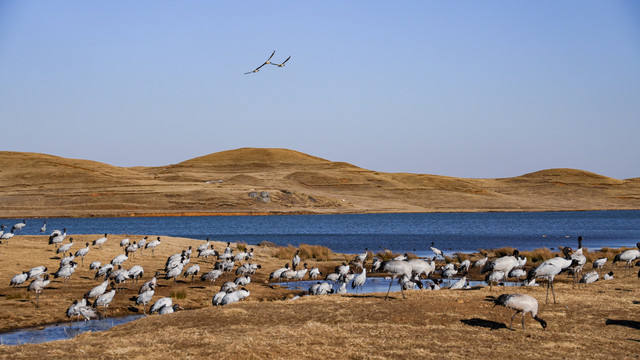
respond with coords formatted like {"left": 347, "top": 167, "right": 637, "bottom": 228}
{"left": 533, "top": 315, "right": 548, "bottom": 329}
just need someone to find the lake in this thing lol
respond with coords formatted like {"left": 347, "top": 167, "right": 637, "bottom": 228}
{"left": 3, "top": 210, "right": 639, "bottom": 256}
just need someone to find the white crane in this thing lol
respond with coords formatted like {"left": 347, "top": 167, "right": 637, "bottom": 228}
{"left": 493, "top": 293, "right": 547, "bottom": 330}
{"left": 92, "top": 233, "right": 108, "bottom": 248}
{"left": 381, "top": 260, "right": 413, "bottom": 300}
{"left": 613, "top": 242, "right": 640, "bottom": 276}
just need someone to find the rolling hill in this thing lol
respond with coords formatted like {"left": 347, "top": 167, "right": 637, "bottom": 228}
{"left": 0, "top": 148, "right": 638, "bottom": 217}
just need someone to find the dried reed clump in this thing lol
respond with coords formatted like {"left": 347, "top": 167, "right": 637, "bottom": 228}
{"left": 258, "top": 241, "right": 276, "bottom": 248}
{"left": 520, "top": 248, "right": 556, "bottom": 263}
{"left": 274, "top": 244, "right": 333, "bottom": 261}
{"left": 171, "top": 290, "right": 187, "bottom": 300}
{"left": 236, "top": 242, "right": 248, "bottom": 252}
{"left": 493, "top": 247, "right": 515, "bottom": 257}
{"left": 299, "top": 244, "right": 333, "bottom": 261}
{"left": 275, "top": 245, "right": 297, "bottom": 260}
{"left": 5, "top": 292, "right": 29, "bottom": 301}
{"left": 453, "top": 253, "right": 471, "bottom": 262}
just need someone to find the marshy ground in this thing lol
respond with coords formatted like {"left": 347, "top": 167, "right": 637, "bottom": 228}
{"left": 0, "top": 234, "right": 638, "bottom": 359}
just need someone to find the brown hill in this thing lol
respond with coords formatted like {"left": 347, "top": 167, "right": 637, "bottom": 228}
{"left": 0, "top": 148, "right": 639, "bottom": 217}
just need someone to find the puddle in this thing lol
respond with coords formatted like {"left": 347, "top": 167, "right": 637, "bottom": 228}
{"left": 0, "top": 314, "right": 144, "bottom": 345}
{"left": 275, "top": 277, "right": 520, "bottom": 294}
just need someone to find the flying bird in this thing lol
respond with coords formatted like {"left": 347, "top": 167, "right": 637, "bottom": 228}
{"left": 270, "top": 55, "right": 291, "bottom": 67}
{"left": 244, "top": 50, "right": 276, "bottom": 75}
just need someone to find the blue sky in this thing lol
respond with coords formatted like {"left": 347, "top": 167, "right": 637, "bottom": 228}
{"left": 1, "top": 1, "right": 639, "bottom": 179}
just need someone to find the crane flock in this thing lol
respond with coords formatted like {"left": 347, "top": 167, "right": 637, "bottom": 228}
{"left": 1, "top": 221, "right": 639, "bottom": 333}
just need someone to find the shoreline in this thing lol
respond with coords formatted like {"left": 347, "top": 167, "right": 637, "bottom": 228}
{"left": 2, "top": 207, "right": 639, "bottom": 220}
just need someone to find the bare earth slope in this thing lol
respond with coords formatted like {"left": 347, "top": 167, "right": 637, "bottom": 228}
{"left": 0, "top": 148, "right": 639, "bottom": 217}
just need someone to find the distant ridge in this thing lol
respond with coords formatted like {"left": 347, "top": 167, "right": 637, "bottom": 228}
{"left": 0, "top": 148, "right": 638, "bottom": 218}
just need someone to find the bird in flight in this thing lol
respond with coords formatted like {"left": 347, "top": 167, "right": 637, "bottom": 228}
{"left": 244, "top": 50, "right": 276, "bottom": 75}
{"left": 270, "top": 55, "right": 291, "bottom": 68}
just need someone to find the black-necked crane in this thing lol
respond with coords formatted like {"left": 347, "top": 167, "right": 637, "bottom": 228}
{"left": 449, "top": 276, "right": 467, "bottom": 290}
{"left": 49, "top": 228, "right": 66, "bottom": 248}
{"left": 355, "top": 248, "right": 368, "bottom": 264}
{"left": 221, "top": 288, "right": 250, "bottom": 305}
{"left": 40, "top": 221, "right": 47, "bottom": 233}
{"left": 485, "top": 270, "right": 504, "bottom": 290}
{"left": 197, "top": 237, "right": 211, "bottom": 253}
{"left": 269, "top": 263, "right": 290, "bottom": 281}
{"left": 593, "top": 257, "right": 607, "bottom": 275}
{"left": 139, "top": 272, "right": 159, "bottom": 294}
{"left": 201, "top": 269, "right": 223, "bottom": 284}
{"left": 430, "top": 242, "right": 444, "bottom": 258}
{"left": 309, "top": 282, "right": 333, "bottom": 295}
{"left": 579, "top": 270, "right": 598, "bottom": 284}
{"left": 111, "top": 250, "right": 129, "bottom": 267}
{"left": 53, "top": 262, "right": 77, "bottom": 284}
{"left": 603, "top": 271, "right": 614, "bottom": 280}
{"left": 508, "top": 268, "right": 527, "bottom": 284}
{"left": 309, "top": 267, "right": 321, "bottom": 280}
{"left": 94, "top": 289, "right": 115, "bottom": 309}
{"left": 0, "top": 225, "right": 6, "bottom": 238}
{"left": 86, "top": 280, "right": 109, "bottom": 299}
{"left": 183, "top": 264, "right": 200, "bottom": 283}
{"left": 57, "top": 237, "right": 74, "bottom": 257}
{"left": 381, "top": 260, "right": 413, "bottom": 300}
{"left": 481, "top": 249, "right": 522, "bottom": 282}
{"left": 325, "top": 272, "right": 340, "bottom": 282}
{"left": 10, "top": 272, "right": 29, "bottom": 287}
{"left": 120, "top": 238, "right": 130, "bottom": 247}
{"left": 1, "top": 229, "right": 15, "bottom": 243}
{"left": 136, "top": 286, "right": 155, "bottom": 314}
{"left": 27, "top": 265, "right": 47, "bottom": 280}
{"left": 351, "top": 267, "right": 367, "bottom": 293}
{"left": 613, "top": 242, "right": 640, "bottom": 276}
{"left": 527, "top": 247, "right": 577, "bottom": 304}
{"left": 150, "top": 297, "right": 173, "bottom": 314}
{"left": 137, "top": 236, "right": 147, "bottom": 252}
{"left": 12, "top": 219, "right": 26, "bottom": 232}
{"left": 28, "top": 274, "right": 50, "bottom": 307}
{"left": 336, "top": 262, "right": 350, "bottom": 276}
{"left": 95, "top": 263, "right": 114, "bottom": 280}
{"left": 75, "top": 242, "right": 90, "bottom": 266}
{"left": 126, "top": 242, "right": 138, "bottom": 260}
{"left": 570, "top": 236, "right": 587, "bottom": 284}
{"left": 159, "top": 304, "right": 183, "bottom": 315}
{"left": 292, "top": 250, "right": 301, "bottom": 271}
{"left": 234, "top": 274, "right": 251, "bottom": 286}
{"left": 145, "top": 236, "right": 162, "bottom": 256}
{"left": 128, "top": 265, "right": 144, "bottom": 285}
{"left": 407, "top": 257, "right": 435, "bottom": 280}
{"left": 244, "top": 50, "right": 276, "bottom": 74}
{"left": 89, "top": 261, "right": 101, "bottom": 270}
{"left": 473, "top": 253, "right": 489, "bottom": 269}
{"left": 493, "top": 293, "right": 547, "bottom": 330}
{"left": 92, "top": 233, "right": 108, "bottom": 248}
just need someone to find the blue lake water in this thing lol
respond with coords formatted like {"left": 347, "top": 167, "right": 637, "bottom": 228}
{"left": 3, "top": 210, "right": 639, "bottom": 256}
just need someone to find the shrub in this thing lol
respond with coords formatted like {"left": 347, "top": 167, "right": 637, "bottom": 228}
{"left": 258, "top": 241, "right": 276, "bottom": 248}
{"left": 236, "top": 242, "right": 248, "bottom": 252}
{"left": 299, "top": 244, "right": 333, "bottom": 261}
{"left": 171, "top": 290, "right": 187, "bottom": 300}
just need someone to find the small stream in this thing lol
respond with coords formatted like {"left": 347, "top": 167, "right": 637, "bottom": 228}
{"left": 275, "top": 276, "right": 520, "bottom": 294}
{"left": 0, "top": 314, "right": 144, "bottom": 346}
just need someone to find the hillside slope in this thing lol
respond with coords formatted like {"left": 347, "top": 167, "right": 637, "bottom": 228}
{"left": 0, "top": 148, "right": 638, "bottom": 217}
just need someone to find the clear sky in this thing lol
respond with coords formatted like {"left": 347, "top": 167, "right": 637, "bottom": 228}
{"left": 1, "top": 1, "right": 639, "bottom": 179}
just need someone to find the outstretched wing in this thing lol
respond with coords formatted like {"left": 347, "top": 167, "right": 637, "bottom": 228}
{"left": 280, "top": 55, "right": 291, "bottom": 65}
{"left": 266, "top": 50, "right": 275, "bottom": 62}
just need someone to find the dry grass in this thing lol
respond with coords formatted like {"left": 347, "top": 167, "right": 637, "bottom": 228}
{"left": 274, "top": 244, "right": 333, "bottom": 262}
{"left": 235, "top": 242, "right": 248, "bottom": 252}
{"left": 1, "top": 277, "right": 638, "bottom": 359}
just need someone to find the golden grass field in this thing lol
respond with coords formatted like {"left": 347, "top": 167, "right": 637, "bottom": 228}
{"left": 1, "top": 148, "right": 639, "bottom": 218}
{"left": 0, "top": 234, "right": 639, "bottom": 359}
